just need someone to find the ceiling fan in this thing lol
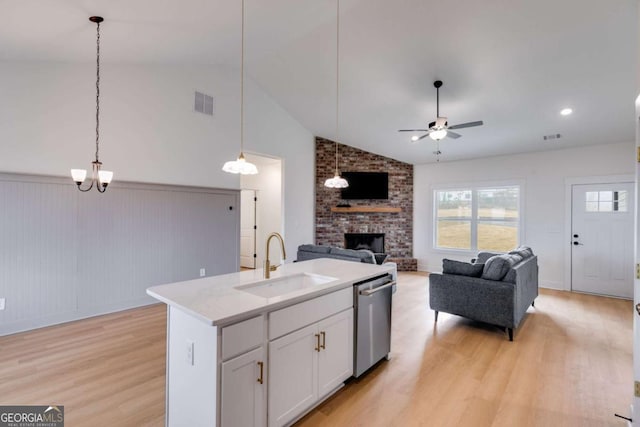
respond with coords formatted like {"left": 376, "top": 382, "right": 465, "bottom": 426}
{"left": 399, "top": 80, "right": 483, "bottom": 142}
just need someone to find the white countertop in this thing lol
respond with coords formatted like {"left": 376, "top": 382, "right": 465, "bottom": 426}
{"left": 146, "top": 258, "right": 395, "bottom": 326}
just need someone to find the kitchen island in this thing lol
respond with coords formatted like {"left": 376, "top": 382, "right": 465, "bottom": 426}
{"left": 147, "top": 258, "right": 396, "bottom": 427}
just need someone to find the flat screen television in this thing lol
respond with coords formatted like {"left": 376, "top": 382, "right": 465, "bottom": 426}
{"left": 340, "top": 172, "right": 388, "bottom": 200}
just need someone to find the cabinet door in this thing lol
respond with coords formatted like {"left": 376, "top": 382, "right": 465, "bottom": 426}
{"left": 317, "top": 309, "right": 354, "bottom": 398}
{"left": 221, "top": 347, "right": 266, "bottom": 427}
{"left": 268, "top": 324, "right": 318, "bottom": 427}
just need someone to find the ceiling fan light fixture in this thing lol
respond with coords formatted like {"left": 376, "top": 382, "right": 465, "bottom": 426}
{"left": 560, "top": 107, "right": 573, "bottom": 116}
{"left": 429, "top": 128, "right": 448, "bottom": 141}
{"left": 411, "top": 135, "right": 420, "bottom": 142}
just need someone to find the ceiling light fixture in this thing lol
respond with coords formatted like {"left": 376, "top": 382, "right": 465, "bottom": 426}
{"left": 429, "top": 128, "right": 448, "bottom": 141}
{"left": 324, "top": 0, "right": 348, "bottom": 189}
{"left": 560, "top": 108, "right": 573, "bottom": 116}
{"left": 71, "top": 16, "right": 114, "bottom": 192}
{"left": 222, "top": 0, "right": 258, "bottom": 175}
{"left": 411, "top": 135, "right": 419, "bottom": 142}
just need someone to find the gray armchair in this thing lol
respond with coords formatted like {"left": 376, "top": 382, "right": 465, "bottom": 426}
{"left": 428, "top": 248, "right": 538, "bottom": 341}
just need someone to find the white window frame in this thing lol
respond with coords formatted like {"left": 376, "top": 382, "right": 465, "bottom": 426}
{"left": 432, "top": 181, "right": 524, "bottom": 255}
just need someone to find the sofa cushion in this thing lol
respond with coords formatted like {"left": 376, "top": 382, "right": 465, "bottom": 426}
{"left": 298, "top": 244, "right": 331, "bottom": 254}
{"left": 442, "top": 259, "right": 484, "bottom": 277}
{"left": 482, "top": 254, "right": 522, "bottom": 281}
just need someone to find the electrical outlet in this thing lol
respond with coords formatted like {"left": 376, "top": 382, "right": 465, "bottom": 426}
{"left": 0, "top": 298, "right": 5, "bottom": 311}
{"left": 187, "top": 340, "right": 195, "bottom": 366}
{"left": 200, "top": 268, "right": 206, "bottom": 277}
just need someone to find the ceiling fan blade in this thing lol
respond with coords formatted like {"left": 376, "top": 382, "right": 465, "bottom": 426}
{"left": 398, "top": 129, "right": 429, "bottom": 132}
{"left": 446, "top": 131, "right": 461, "bottom": 139}
{"left": 417, "top": 133, "right": 431, "bottom": 141}
{"left": 448, "top": 120, "right": 483, "bottom": 130}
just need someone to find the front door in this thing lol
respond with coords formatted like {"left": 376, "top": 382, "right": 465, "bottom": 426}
{"left": 571, "top": 182, "right": 634, "bottom": 298}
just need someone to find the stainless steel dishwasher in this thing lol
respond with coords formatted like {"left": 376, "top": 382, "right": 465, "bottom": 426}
{"left": 353, "top": 273, "right": 395, "bottom": 377}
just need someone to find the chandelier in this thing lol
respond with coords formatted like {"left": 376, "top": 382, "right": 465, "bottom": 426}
{"left": 70, "top": 16, "right": 113, "bottom": 192}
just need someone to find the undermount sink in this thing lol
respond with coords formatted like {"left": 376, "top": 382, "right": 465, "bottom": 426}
{"left": 236, "top": 273, "right": 337, "bottom": 298}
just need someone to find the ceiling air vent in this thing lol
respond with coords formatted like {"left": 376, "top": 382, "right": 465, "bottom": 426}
{"left": 194, "top": 91, "right": 214, "bottom": 116}
{"left": 543, "top": 133, "right": 562, "bottom": 141}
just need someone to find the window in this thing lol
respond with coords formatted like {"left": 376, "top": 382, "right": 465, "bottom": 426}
{"left": 585, "top": 190, "right": 627, "bottom": 212}
{"left": 434, "top": 186, "right": 520, "bottom": 252}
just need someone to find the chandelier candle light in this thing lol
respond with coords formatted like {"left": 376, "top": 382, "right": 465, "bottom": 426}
{"left": 324, "top": 0, "right": 348, "bottom": 189}
{"left": 222, "top": 0, "right": 258, "bottom": 175}
{"left": 71, "top": 16, "right": 114, "bottom": 193}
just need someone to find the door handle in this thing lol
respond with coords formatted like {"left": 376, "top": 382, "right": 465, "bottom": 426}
{"left": 314, "top": 333, "right": 320, "bottom": 352}
{"left": 573, "top": 242, "right": 583, "bottom": 246}
{"left": 257, "top": 361, "right": 264, "bottom": 384}
{"left": 636, "top": 303, "right": 640, "bottom": 316}
{"left": 320, "top": 331, "right": 326, "bottom": 350}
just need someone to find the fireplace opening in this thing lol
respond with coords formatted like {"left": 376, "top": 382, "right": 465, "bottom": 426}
{"left": 344, "top": 233, "right": 385, "bottom": 254}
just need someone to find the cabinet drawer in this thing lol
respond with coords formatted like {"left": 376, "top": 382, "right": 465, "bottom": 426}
{"left": 269, "top": 287, "right": 352, "bottom": 340}
{"left": 221, "top": 315, "right": 265, "bottom": 361}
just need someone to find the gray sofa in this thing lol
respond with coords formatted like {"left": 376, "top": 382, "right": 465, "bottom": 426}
{"left": 296, "top": 244, "right": 377, "bottom": 263}
{"left": 428, "top": 247, "right": 538, "bottom": 341}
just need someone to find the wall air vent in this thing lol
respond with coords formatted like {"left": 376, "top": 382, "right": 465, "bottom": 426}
{"left": 194, "top": 91, "right": 214, "bottom": 116}
{"left": 543, "top": 133, "right": 562, "bottom": 141}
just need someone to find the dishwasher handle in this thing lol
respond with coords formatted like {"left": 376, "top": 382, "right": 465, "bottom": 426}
{"left": 359, "top": 281, "right": 396, "bottom": 296}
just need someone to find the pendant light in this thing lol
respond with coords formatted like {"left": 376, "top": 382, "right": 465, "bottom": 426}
{"left": 222, "top": 0, "right": 258, "bottom": 175}
{"left": 71, "top": 16, "right": 114, "bottom": 192}
{"left": 324, "top": 0, "right": 348, "bottom": 189}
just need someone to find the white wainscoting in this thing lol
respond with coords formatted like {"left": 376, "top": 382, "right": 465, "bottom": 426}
{"left": 0, "top": 173, "right": 239, "bottom": 335}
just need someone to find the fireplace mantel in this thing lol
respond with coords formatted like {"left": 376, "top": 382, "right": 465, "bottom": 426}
{"left": 330, "top": 206, "right": 402, "bottom": 213}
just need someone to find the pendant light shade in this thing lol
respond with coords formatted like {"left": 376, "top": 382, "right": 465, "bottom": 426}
{"left": 222, "top": 0, "right": 258, "bottom": 175}
{"left": 324, "top": 0, "right": 348, "bottom": 190}
{"left": 222, "top": 152, "right": 258, "bottom": 175}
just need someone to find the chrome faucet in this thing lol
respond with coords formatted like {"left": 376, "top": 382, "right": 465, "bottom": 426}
{"left": 264, "top": 232, "right": 286, "bottom": 279}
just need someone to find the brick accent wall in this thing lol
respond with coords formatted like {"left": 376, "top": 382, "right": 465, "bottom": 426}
{"left": 315, "top": 137, "right": 417, "bottom": 271}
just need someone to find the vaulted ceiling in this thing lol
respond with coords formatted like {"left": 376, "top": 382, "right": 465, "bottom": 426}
{"left": 1, "top": 0, "right": 637, "bottom": 163}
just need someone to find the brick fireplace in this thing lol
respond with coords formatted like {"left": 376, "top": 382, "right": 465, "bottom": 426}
{"left": 315, "top": 137, "right": 417, "bottom": 271}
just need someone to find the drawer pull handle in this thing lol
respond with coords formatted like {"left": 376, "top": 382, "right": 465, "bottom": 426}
{"left": 320, "top": 331, "right": 326, "bottom": 350}
{"left": 315, "top": 333, "right": 320, "bottom": 352}
{"left": 257, "top": 361, "right": 264, "bottom": 384}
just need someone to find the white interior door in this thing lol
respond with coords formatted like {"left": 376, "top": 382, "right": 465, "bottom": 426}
{"left": 240, "top": 190, "right": 256, "bottom": 269}
{"left": 571, "top": 182, "right": 634, "bottom": 298}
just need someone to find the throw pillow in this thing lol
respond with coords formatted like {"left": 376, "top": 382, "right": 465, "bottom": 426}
{"left": 509, "top": 246, "right": 534, "bottom": 259}
{"left": 443, "top": 259, "right": 484, "bottom": 277}
{"left": 482, "top": 255, "right": 512, "bottom": 281}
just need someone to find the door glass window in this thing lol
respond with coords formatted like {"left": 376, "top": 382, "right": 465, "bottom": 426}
{"left": 585, "top": 190, "right": 628, "bottom": 212}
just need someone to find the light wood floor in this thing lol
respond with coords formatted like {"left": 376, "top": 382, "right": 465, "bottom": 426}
{"left": 0, "top": 272, "right": 632, "bottom": 426}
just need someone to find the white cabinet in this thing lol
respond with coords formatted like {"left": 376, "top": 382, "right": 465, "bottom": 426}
{"left": 221, "top": 347, "right": 266, "bottom": 427}
{"left": 268, "top": 309, "right": 354, "bottom": 427}
{"left": 317, "top": 309, "right": 353, "bottom": 398}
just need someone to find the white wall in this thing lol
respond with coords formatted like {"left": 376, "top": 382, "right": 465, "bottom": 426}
{"left": 414, "top": 141, "right": 635, "bottom": 289}
{"left": 241, "top": 156, "right": 284, "bottom": 267}
{"left": 0, "top": 60, "right": 314, "bottom": 265}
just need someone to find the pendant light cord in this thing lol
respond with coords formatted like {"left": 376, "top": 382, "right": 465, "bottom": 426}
{"left": 335, "top": 0, "right": 340, "bottom": 143}
{"left": 335, "top": 0, "right": 340, "bottom": 175}
{"left": 95, "top": 20, "right": 101, "bottom": 163}
{"left": 240, "top": 0, "right": 245, "bottom": 155}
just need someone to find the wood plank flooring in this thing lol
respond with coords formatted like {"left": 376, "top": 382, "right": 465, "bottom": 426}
{"left": 0, "top": 272, "right": 632, "bottom": 426}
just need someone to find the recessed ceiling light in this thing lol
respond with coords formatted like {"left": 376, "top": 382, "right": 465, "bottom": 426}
{"left": 560, "top": 108, "right": 573, "bottom": 116}
{"left": 411, "top": 135, "right": 419, "bottom": 142}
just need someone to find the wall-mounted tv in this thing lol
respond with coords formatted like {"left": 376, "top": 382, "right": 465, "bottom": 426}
{"left": 340, "top": 172, "right": 389, "bottom": 200}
